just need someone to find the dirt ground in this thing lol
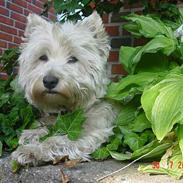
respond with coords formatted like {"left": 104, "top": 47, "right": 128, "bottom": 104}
{"left": 0, "top": 157, "right": 183, "bottom": 183}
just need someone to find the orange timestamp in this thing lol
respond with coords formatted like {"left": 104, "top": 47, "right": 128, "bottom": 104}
{"left": 152, "top": 161, "right": 183, "bottom": 169}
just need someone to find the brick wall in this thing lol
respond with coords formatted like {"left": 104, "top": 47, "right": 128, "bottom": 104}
{"left": 0, "top": 0, "right": 143, "bottom": 78}
{"left": 0, "top": 0, "right": 55, "bottom": 55}
{"left": 104, "top": 1, "right": 144, "bottom": 79}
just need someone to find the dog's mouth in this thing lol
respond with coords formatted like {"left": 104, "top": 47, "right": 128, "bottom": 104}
{"left": 44, "top": 90, "right": 59, "bottom": 94}
{"left": 43, "top": 90, "right": 69, "bottom": 99}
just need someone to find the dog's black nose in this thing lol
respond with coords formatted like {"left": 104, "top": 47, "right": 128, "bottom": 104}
{"left": 43, "top": 75, "right": 59, "bottom": 90}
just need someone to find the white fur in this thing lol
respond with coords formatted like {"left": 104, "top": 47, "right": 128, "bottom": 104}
{"left": 12, "top": 12, "right": 119, "bottom": 165}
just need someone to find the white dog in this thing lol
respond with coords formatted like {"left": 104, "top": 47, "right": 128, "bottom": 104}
{"left": 12, "top": 11, "right": 119, "bottom": 165}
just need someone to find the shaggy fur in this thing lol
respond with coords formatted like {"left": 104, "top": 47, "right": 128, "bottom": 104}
{"left": 11, "top": 12, "right": 119, "bottom": 165}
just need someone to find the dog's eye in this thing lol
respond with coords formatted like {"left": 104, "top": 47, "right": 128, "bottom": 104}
{"left": 39, "top": 55, "right": 48, "bottom": 62}
{"left": 68, "top": 56, "right": 78, "bottom": 64}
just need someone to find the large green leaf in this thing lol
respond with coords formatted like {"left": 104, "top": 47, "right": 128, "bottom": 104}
{"left": 176, "top": 124, "right": 183, "bottom": 155}
{"left": 109, "top": 140, "right": 172, "bottom": 161}
{"left": 120, "top": 35, "right": 176, "bottom": 74}
{"left": 142, "top": 74, "right": 183, "bottom": 141}
{"left": 124, "top": 14, "right": 173, "bottom": 38}
{"left": 106, "top": 72, "right": 166, "bottom": 102}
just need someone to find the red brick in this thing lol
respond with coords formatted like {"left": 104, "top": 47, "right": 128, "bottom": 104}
{"left": 18, "top": 30, "right": 24, "bottom": 37}
{"left": 13, "top": 36, "right": 22, "bottom": 44}
{"left": 109, "top": 51, "right": 119, "bottom": 62}
{"left": 23, "top": 9, "right": 30, "bottom": 16}
{"left": 0, "top": 16, "right": 14, "bottom": 26}
{"left": 0, "top": 0, "right": 5, "bottom": 6}
{"left": 112, "top": 64, "right": 128, "bottom": 75}
{"left": 8, "top": 3, "right": 23, "bottom": 14}
{"left": 134, "top": 38, "right": 148, "bottom": 46}
{"left": 0, "top": 40, "right": 7, "bottom": 48}
{"left": 0, "top": 32, "right": 13, "bottom": 41}
{"left": 0, "top": 24, "right": 18, "bottom": 35}
{"left": 8, "top": 42, "right": 18, "bottom": 48}
{"left": 11, "top": 12, "right": 26, "bottom": 23}
{"left": 28, "top": 4, "right": 42, "bottom": 14}
{"left": 12, "top": 0, "right": 27, "bottom": 8}
{"left": 0, "top": 73, "right": 8, "bottom": 80}
{"left": 124, "top": 0, "right": 142, "bottom": 9}
{"left": 49, "top": 7, "right": 55, "bottom": 14}
{"left": 48, "top": 13, "right": 56, "bottom": 21}
{"left": 35, "top": 0, "right": 44, "bottom": 8}
{"left": 105, "top": 26, "right": 119, "bottom": 36}
{"left": 0, "top": 7, "right": 9, "bottom": 16}
{"left": 15, "top": 21, "right": 26, "bottom": 30}
{"left": 102, "top": 14, "right": 109, "bottom": 24}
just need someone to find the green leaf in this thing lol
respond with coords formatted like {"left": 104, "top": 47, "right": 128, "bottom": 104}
{"left": 11, "top": 160, "right": 21, "bottom": 173}
{"left": 124, "top": 14, "right": 173, "bottom": 38}
{"left": 53, "top": 108, "right": 86, "bottom": 141}
{"left": 91, "top": 147, "right": 110, "bottom": 160}
{"left": 109, "top": 140, "right": 172, "bottom": 162}
{"left": 106, "top": 72, "right": 166, "bottom": 102}
{"left": 123, "top": 22, "right": 141, "bottom": 37}
{"left": 176, "top": 124, "right": 183, "bottom": 156}
{"left": 139, "top": 145, "right": 183, "bottom": 179}
{"left": 142, "top": 74, "right": 183, "bottom": 141}
{"left": 120, "top": 36, "right": 176, "bottom": 74}
{"left": 0, "top": 93, "right": 10, "bottom": 107}
{"left": 129, "top": 113, "right": 151, "bottom": 133}
{"left": 115, "top": 104, "right": 137, "bottom": 126}
{"left": 109, "top": 151, "right": 132, "bottom": 161}
{"left": 0, "top": 141, "right": 2, "bottom": 157}
{"left": 124, "top": 132, "right": 147, "bottom": 151}
{"left": 119, "top": 46, "right": 140, "bottom": 73}
{"left": 106, "top": 137, "right": 121, "bottom": 151}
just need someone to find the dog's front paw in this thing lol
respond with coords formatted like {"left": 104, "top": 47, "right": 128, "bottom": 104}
{"left": 18, "top": 128, "right": 48, "bottom": 145}
{"left": 11, "top": 145, "right": 42, "bottom": 165}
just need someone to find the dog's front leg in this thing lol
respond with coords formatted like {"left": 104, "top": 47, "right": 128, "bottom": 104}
{"left": 39, "top": 102, "right": 118, "bottom": 162}
{"left": 12, "top": 102, "right": 118, "bottom": 165}
{"left": 18, "top": 127, "right": 49, "bottom": 145}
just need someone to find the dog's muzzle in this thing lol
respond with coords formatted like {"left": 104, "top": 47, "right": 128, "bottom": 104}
{"left": 43, "top": 75, "right": 59, "bottom": 90}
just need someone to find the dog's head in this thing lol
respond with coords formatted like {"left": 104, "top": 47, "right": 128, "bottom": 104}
{"left": 18, "top": 12, "right": 110, "bottom": 113}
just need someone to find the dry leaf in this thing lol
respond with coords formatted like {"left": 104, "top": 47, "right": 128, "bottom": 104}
{"left": 60, "top": 169, "right": 70, "bottom": 183}
{"left": 64, "top": 159, "right": 81, "bottom": 168}
{"left": 53, "top": 155, "right": 69, "bottom": 165}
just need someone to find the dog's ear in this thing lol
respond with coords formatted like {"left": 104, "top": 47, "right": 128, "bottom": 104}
{"left": 80, "top": 11, "right": 110, "bottom": 58}
{"left": 24, "top": 14, "right": 48, "bottom": 37}
{"left": 81, "top": 11, "right": 105, "bottom": 36}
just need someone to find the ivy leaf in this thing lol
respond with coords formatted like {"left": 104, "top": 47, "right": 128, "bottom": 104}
{"left": 53, "top": 109, "right": 86, "bottom": 141}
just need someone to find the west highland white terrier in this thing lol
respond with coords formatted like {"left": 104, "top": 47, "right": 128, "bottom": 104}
{"left": 12, "top": 11, "right": 119, "bottom": 165}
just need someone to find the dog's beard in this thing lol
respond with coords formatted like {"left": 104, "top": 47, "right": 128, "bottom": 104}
{"left": 30, "top": 78, "right": 73, "bottom": 112}
{"left": 29, "top": 78, "right": 90, "bottom": 113}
